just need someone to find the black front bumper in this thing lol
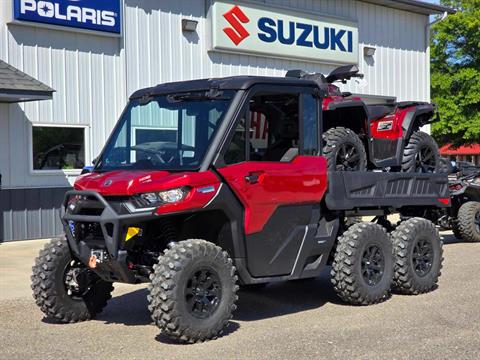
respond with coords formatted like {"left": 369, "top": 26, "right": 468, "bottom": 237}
{"left": 62, "top": 190, "right": 155, "bottom": 283}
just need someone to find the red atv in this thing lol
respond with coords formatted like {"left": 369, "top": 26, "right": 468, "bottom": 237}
{"left": 287, "top": 65, "right": 440, "bottom": 173}
{"left": 31, "top": 73, "right": 449, "bottom": 343}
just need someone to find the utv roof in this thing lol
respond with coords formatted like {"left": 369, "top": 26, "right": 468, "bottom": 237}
{"left": 129, "top": 76, "right": 319, "bottom": 100}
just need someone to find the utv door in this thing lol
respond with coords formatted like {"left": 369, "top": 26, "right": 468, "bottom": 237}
{"left": 216, "top": 86, "right": 328, "bottom": 278}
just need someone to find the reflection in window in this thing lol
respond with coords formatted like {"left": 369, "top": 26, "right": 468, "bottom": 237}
{"left": 32, "top": 127, "right": 85, "bottom": 170}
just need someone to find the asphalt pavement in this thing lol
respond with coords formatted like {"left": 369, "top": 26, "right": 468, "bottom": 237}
{"left": 0, "top": 232, "right": 479, "bottom": 360}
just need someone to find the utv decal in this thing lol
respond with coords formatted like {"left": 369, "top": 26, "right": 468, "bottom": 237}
{"left": 377, "top": 121, "right": 393, "bottom": 132}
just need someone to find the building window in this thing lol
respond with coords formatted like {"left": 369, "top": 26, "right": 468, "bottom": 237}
{"left": 32, "top": 126, "right": 85, "bottom": 171}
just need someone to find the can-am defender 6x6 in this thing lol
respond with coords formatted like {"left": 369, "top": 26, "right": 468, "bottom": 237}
{"left": 32, "top": 72, "right": 450, "bottom": 343}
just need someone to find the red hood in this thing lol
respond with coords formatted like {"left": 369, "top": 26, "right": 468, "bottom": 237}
{"left": 74, "top": 170, "right": 220, "bottom": 196}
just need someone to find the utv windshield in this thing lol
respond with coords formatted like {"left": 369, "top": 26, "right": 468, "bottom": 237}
{"left": 95, "top": 91, "right": 235, "bottom": 171}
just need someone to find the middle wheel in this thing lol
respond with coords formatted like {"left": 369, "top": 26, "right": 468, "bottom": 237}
{"left": 331, "top": 222, "right": 394, "bottom": 305}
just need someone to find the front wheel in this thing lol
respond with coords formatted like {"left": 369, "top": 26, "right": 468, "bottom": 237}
{"left": 455, "top": 202, "right": 480, "bottom": 242}
{"left": 148, "top": 239, "right": 239, "bottom": 343}
{"left": 323, "top": 127, "right": 367, "bottom": 171}
{"left": 31, "top": 237, "right": 114, "bottom": 323}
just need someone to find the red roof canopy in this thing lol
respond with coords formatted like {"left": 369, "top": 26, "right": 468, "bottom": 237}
{"left": 440, "top": 144, "right": 480, "bottom": 155}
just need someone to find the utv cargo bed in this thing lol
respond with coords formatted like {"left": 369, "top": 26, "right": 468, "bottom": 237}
{"left": 326, "top": 172, "right": 450, "bottom": 210}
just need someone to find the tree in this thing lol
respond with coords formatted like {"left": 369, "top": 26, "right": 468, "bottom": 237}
{"left": 430, "top": 0, "right": 480, "bottom": 147}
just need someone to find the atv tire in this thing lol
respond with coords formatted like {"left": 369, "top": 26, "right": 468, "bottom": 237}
{"left": 391, "top": 218, "right": 443, "bottom": 295}
{"left": 323, "top": 127, "right": 367, "bottom": 172}
{"left": 402, "top": 131, "right": 440, "bottom": 173}
{"left": 456, "top": 202, "right": 480, "bottom": 242}
{"left": 331, "top": 222, "right": 393, "bottom": 305}
{"left": 148, "top": 239, "right": 238, "bottom": 343}
{"left": 31, "top": 237, "right": 114, "bottom": 323}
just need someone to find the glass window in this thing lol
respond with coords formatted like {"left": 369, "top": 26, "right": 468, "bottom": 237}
{"left": 32, "top": 127, "right": 85, "bottom": 171}
{"left": 96, "top": 91, "right": 234, "bottom": 171}
{"left": 224, "top": 117, "right": 247, "bottom": 165}
{"left": 247, "top": 92, "right": 300, "bottom": 162}
{"left": 302, "top": 94, "right": 319, "bottom": 155}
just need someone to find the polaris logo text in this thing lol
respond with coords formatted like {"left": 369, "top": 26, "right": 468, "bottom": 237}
{"left": 14, "top": 0, "right": 121, "bottom": 34}
{"left": 20, "top": 0, "right": 116, "bottom": 27}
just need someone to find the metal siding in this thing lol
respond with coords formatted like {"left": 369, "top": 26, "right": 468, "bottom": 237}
{"left": 2, "top": 23, "right": 125, "bottom": 189}
{"left": 0, "top": 0, "right": 430, "bottom": 241}
{"left": 0, "top": 187, "right": 68, "bottom": 242}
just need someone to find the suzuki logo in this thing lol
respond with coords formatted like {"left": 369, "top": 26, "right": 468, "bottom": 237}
{"left": 223, "top": 5, "right": 250, "bottom": 45}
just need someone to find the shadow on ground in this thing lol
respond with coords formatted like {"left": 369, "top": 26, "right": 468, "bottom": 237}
{"left": 70, "top": 232, "right": 465, "bottom": 340}
{"left": 441, "top": 232, "right": 463, "bottom": 245}
{"left": 91, "top": 268, "right": 338, "bottom": 329}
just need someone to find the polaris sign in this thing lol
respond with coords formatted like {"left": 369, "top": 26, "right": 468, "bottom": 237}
{"left": 211, "top": 1, "right": 359, "bottom": 64}
{"left": 13, "top": 0, "right": 121, "bottom": 34}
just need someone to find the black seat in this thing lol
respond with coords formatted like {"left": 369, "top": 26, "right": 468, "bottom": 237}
{"left": 367, "top": 104, "right": 396, "bottom": 121}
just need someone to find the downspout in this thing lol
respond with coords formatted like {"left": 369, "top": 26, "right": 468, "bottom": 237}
{"left": 424, "top": 11, "right": 448, "bottom": 134}
{"left": 425, "top": 11, "right": 448, "bottom": 101}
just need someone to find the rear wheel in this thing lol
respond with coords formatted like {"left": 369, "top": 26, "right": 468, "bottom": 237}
{"left": 148, "top": 239, "right": 238, "bottom": 343}
{"left": 391, "top": 218, "right": 443, "bottom": 294}
{"left": 323, "top": 127, "right": 367, "bottom": 172}
{"left": 31, "top": 237, "right": 114, "bottom": 323}
{"left": 456, "top": 202, "right": 480, "bottom": 242}
{"left": 402, "top": 131, "right": 440, "bottom": 173}
{"left": 331, "top": 222, "right": 393, "bottom": 305}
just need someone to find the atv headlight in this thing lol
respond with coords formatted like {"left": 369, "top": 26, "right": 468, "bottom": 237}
{"left": 137, "top": 188, "right": 188, "bottom": 207}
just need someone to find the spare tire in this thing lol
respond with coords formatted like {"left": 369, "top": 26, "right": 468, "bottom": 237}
{"left": 323, "top": 127, "right": 367, "bottom": 171}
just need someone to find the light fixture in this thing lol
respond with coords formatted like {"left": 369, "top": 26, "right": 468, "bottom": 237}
{"left": 364, "top": 46, "right": 376, "bottom": 57}
{"left": 182, "top": 19, "right": 198, "bottom": 32}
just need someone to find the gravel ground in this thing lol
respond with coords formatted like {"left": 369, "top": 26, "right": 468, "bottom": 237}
{"left": 0, "top": 232, "right": 479, "bottom": 360}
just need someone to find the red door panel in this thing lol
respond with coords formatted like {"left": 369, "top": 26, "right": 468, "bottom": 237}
{"left": 218, "top": 156, "right": 328, "bottom": 235}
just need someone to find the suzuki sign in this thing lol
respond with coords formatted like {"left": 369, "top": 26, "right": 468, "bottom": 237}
{"left": 211, "top": 1, "right": 359, "bottom": 64}
{"left": 13, "top": 0, "right": 122, "bottom": 34}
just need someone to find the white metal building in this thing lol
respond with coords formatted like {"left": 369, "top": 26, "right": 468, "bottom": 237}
{"left": 0, "top": 0, "right": 454, "bottom": 241}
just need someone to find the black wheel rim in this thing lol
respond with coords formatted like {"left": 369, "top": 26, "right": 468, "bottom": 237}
{"left": 185, "top": 267, "right": 222, "bottom": 319}
{"left": 475, "top": 210, "right": 480, "bottom": 234}
{"left": 412, "top": 238, "right": 434, "bottom": 277}
{"left": 335, "top": 143, "right": 361, "bottom": 171}
{"left": 64, "top": 260, "right": 98, "bottom": 299}
{"left": 361, "top": 245, "right": 385, "bottom": 286}
{"left": 415, "top": 146, "right": 437, "bottom": 173}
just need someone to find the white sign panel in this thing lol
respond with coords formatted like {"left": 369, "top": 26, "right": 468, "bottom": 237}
{"left": 211, "top": 1, "right": 359, "bottom": 64}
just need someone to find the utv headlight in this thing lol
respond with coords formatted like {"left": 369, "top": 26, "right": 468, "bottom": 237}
{"left": 137, "top": 188, "right": 188, "bottom": 207}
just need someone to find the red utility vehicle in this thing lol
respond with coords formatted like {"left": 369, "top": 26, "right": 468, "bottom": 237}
{"left": 32, "top": 70, "right": 449, "bottom": 343}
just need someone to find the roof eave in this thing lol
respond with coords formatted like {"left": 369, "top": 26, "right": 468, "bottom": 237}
{"left": 0, "top": 89, "right": 54, "bottom": 103}
{"left": 361, "top": 0, "right": 456, "bottom": 15}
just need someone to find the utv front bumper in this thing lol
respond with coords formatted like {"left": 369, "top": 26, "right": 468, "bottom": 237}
{"left": 62, "top": 190, "right": 155, "bottom": 283}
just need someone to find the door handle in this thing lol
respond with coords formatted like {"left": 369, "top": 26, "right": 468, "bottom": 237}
{"left": 245, "top": 171, "right": 264, "bottom": 184}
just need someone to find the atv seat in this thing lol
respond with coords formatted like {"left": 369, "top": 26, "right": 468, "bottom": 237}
{"left": 367, "top": 104, "right": 396, "bottom": 121}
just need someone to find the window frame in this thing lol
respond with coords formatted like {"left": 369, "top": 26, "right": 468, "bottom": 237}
{"left": 29, "top": 123, "right": 90, "bottom": 176}
{"left": 216, "top": 84, "right": 321, "bottom": 166}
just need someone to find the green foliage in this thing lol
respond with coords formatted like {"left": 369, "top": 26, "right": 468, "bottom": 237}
{"left": 431, "top": 0, "right": 480, "bottom": 147}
